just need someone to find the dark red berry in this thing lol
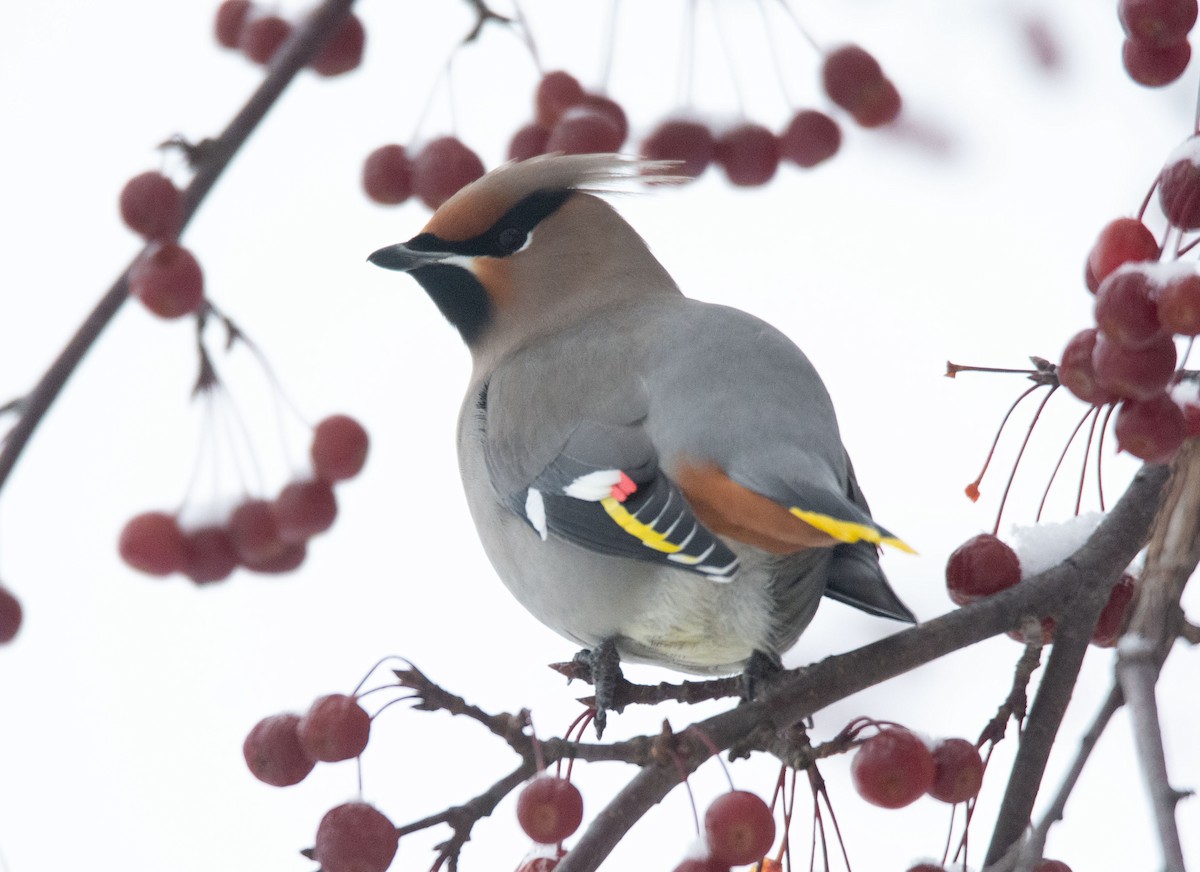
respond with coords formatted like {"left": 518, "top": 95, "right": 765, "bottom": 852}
{"left": 1059, "top": 328, "right": 1119, "bottom": 406}
{"left": 1086, "top": 218, "right": 1160, "bottom": 287}
{"left": 545, "top": 107, "right": 623, "bottom": 155}
{"left": 1092, "top": 574, "right": 1136, "bottom": 646}
{"left": 273, "top": 479, "right": 338, "bottom": 543}
{"left": 580, "top": 93, "right": 628, "bottom": 146}
{"left": 0, "top": 586, "right": 23, "bottom": 644}
{"left": 1094, "top": 266, "right": 1164, "bottom": 350}
{"left": 945, "top": 533, "right": 1022, "bottom": 605}
{"left": 822, "top": 45, "right": 884, "bottom": 110}
{"left": 119, "top": 511, "right": 187, "bottom": 576}
{"left": 672, "top": 858, "right": 731, "bottom": 872}
{"left": 298, "top": 693, "right": 371, "bottom": 762}
{"left": 715, "top": 124, "right": 780, "bottom": 186}
{"left": 850, "top": 78, "right": 902, "bottom": 127}
{"left": 182, "top": 525, "right": 238, "bottom": 584}
{"left": 535, "top": 71, "right": 586, "bottom": 128}
{"left": 517, "top": 776, "right": 584, "bottom": 844}
{"left": 1159, "top": 137, "right": 1200, "bottom": 227}
{"left": 851, "top": 727, "right": 936, "bottom": 809}
{"left": 362, "top": 144, "right": 412, "bottom": 206}
{"left": 780, "top": 110, "right": 842, "bottom": 168}
{"left": 1119, "top": 0, "right": 1199, "bottom": 47}
{"left": 241, "top": 13, "right": 292, "bottom": 65}
{"left": 119, "top": 172, "right": 182, "bottom": 241}
{"left": 314, "top": 802, "right": 398, "bottom": 872}
{"left": 311, "top": 414, "right": 369, "bottom": 482}
{"left": 227, "top": 499, "right": 286, "bottom": 564}
{"left": 928, "top": 738, "right": 985, "bottom": 804}
{"left": 129, "top": 242, "right": 205, "bottom": 319}
{"left": 215, "top": 0, "right": 253, "bottom": 49}
{"left": 509, "top": 123, "right": 550, "bottom": 162}
{"left": 704, "top": 791, "right": 776, "bottom": 866}
{"left": 411, "top": 137, "right": 486, "bottom": 210}
{"left": 1156, "top": 268, "right": 1200, "bottom": 334}
{"left": 1114, "top": 393, "right": 1187, "bottom": 462}
{"left": 1091, "top": 331, "right": 1177, "bottom": 400}
{"left": 242, "top": 540, "right": 307, "bottom": 574}
{"left": 1123, "top": 38, "right": 1192, "bottom": 86}
{"left": 243, "top": 713, "right": 315, "bottom": 786}
{"left": 641, "top": 119, "right": 715, "bottom": 179}
{"left": 310, "top": 13, "right": 365, "bottom": 76}
{"left": 1033, "top": 861, "right": 1074, "bottom": 872}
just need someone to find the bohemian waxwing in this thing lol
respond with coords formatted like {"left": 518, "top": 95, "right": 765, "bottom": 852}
{"left": 369, "top": 154, "right": 914, "bottom": 733}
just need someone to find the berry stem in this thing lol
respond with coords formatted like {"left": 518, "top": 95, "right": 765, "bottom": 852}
{"left": 1096, "top": 403, "right": 1116, "bottom": 512}
{"left": 1075, "top": 405, "right": 1103, "bottom": 517}
{"left": 1036, "top": 403, "right": 1098, "bottom": 522}
{"left": 755, "top": 0, "right": 796, "bottom": 110}
{"left": 773, "top": 0, "right": 822, "bottom": 54}
{"left": 597, "top": 0, "right": 620, "bottom": 90}
{"left": 0, "top": 0, "right": 359, "bottom": 502}
{"left": 964, "top": 383, "right": 1041, "bottom": 505}
{"left": 993, "top": 386, "right": 1059, "bottom": 536}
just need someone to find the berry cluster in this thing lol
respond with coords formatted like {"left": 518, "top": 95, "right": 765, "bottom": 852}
{"left": 1118, "top": 0, "right": 1198, "bottom": 86}
{"left": 945, "top": 533, "right": 1137, "bottom": 646}
{"left": 118, "top": 414, "right": 368, "bottom": 584}
{"left": 243, "top": 691, "right": 372, "bottom": 787}
{"left": 850, "top": 726, "right": 984, "bottom": 809}
{"left": 364, "top": 43, "right": 901, "bottom": 209}
{"left": 214, "top": 0, "right": 365, "bottom": 75}
{"left": 671, "top": 790, "right": 775, "bottom": 872}
{"left": 119, "top": 172, "right": 205, "bottom": 319}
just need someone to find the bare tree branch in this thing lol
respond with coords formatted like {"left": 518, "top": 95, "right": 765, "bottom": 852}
{"left": 0, "top": 0, "right": 358, "bottom": 497}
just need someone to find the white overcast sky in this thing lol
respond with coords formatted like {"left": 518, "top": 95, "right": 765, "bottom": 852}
{"left": 0, "top": 1, "right": 1197, "bottom": 871}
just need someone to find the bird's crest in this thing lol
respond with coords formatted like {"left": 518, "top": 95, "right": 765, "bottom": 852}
{"left": 424, "top": 154, "right": 678, "bottom": 242}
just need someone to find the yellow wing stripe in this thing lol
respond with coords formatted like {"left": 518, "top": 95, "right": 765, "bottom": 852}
{"left": 789, "top": 508, "right": 917, "bottom": 554}
{"left": 601, "top": 496, "right": 682, "bottom": 554}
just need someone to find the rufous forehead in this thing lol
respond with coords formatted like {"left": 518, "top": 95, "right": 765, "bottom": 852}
{"left": 422, "top": 186, "right": 509, "bottom": 242}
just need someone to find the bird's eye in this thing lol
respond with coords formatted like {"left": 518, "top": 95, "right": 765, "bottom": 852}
{"left": 497, "top": 227, "right": 526, "bottom": 254}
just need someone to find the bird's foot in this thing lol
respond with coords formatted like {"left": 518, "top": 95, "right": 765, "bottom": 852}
{"left": 741, "top": 649, "right": 784, "bottom": 702}
{"left": 572, "top": 638, "right": 624, "bottom": 738}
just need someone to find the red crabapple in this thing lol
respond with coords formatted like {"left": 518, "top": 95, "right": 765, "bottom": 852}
{"left": 241, "top": 13, "right": 292, "bottom": 65}
{"left": 546, "top": 107, "right": 623, "bottom": 155}
{"left": 243, "top": 713, "right": 315, "bottom": 786}
{"left": 1091, "top": 331, "right": 1177, "bottom": 400}
{"left": 227, "top": 499, "right": 286, "bottom": 564}
{"left": 517, "top": 776, "right": 584, "bottom": 844}
{"left": 242, "top": 540, "right": 307, "bottom": 574}
{"left": 1034, "top": 861, "right": 1074, "bottom": 872}
{"left": 1156, "top": 268, "right": 1200, "bottom": 334}
{"left": 1159, "top": 137, "right": 1200, "bottom": 228}
{"left": 298, "top": 693, "right": 371, "bottom": 762}
{"left": 780, "top": 110, "right": 842, "bottom": 168}
{"left": 509, "top": 123, "right": 550, "bottom": 162}
{"left": 945, "top": 533, "right": 1022, "bottom": 605}
{"left": 411, "top": 137, "right": 486, "bottom": 210}
{"left": 0, "top": 585, "right": 23, "bottom": 644}
{"left": 1119, "top": 0, "right": 1199, "bottom": 47}
{"left": 672, "top": 857, "right": 730, "bottom": 872}
{"left": 119, "top": 511, "right": 186, "bottom": 576}
{"left": 310, "top": 13, "right": 365, "bottom": 76}
{"left": 851, "top": 78, "right": 902, "bottom": 127}
{"left": 1086, "top": 218, "right": 1159, "bottom": 286}
{"left": 535, "top": 71, "right": 586, "bottom": 128}
{"left": 182, "top": 526, "right": 239, "bottom": 584}
{"left": 822, "top": 45, "right": 884, "bottom": 110}
{"left": 640, "top": 119, "right": 715, "bottom": 179}
{"left": 1114, "top": 393, "right": 1187, "bottom": 462}
{"left": 928, "top": 738, "right": 984, "bottom": 804}
{"left": 704, "top": 791, "right": 776, "bottom": 866}
{"left": 274, "top": 479, "right": 338, "bottom": 543}
{"left": 119, "top": 172, "right": 183, "bottom": 241}
{"left": 580, "top": 94, "right": 629, "bottom": 146}
{"left": 1094, "top": 266, "right": 1164, "bottom": 350}
{"left": 1123, "top": 38, "right": 1192, "bottom": 86}
{"left": 851, "top": 727, "right": 935, "bottom": 808}
{"left": 129, "top": 242, "right": 205, "bottom": 319}
{"left": 715, "top": 124, "right": 780, "bottom": 186}
{"left": 1058, "top": 328, "right": 1118, "bottom": 406}
{"left": 314, "top": 802, "right": 399, "bottom": 872}
{"left": 1092, "top": 573, "right": 1136, "bottom": 646}
{"left": 214, "top": 0, "right": 252, "bottom": 49}
{"left": 311, "top": 414, "right": 369, "bottom": 482}
{"left": 363, "top": 145, "right": 412, "bottom": 205}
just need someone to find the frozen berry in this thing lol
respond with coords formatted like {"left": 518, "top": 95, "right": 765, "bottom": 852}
{"left": 215, "top": 0, "right": 253, "bottom": 49}
{"left": 411, "top": 137, "right": 486, "bottom": 210}
{"left": 243, "top": 713, "right": 315, "bottom": 786}
{"left": 1114, "top": 393, "right": 1187, "bottom": 462}
{"left": 517, "top": 776, "right": 584, "bottom": 844}
{"left": 1119, "top": 0, "right": 1199, "bottom": 47}
{"left": 182, "top": 525, "right": 238, "bottom": 584}
{"left": 273, "top": 479, "right": 338, "bottom": 543}
{"left": 704, "top": 791, "right": 776, "bottom": 866}
{"left": 129, "top": 242, "right": 205, "bottom": 319}
{"left": 1122, "top": 38, "right": 1192, "bottom": 86}
{"left": 311, "top": 414, "right": 369, "bottom": 482}
{"left": 580, "top": 93, "right": 628, "bottom": 146}
{"left": 1086, "top": 218, "right": 1160, "bottom": 287}
{"left": 715, "top": 124, "right": 780, "bottom": 186}
{"left": 641, "top": 119, "right": 715, "bottom": 179}
{"left": 119, "top": 172, "right": 183, "bottom": 241}
{"left": 928, "top": 738, "right": 984, "bottom": 804}
{"left": 119, "top": 511, "right": 187, "bottom": 576}
{"left": 0, "top": 585, "right": 22, "bottom": 644}
{"left": 1091, "top": 331, "right": 1177, "bottom": 400}
{"left": 780, "top": 110, "right": 842, "bottom": 168}
{"left": 314, "top": 802, "right": 398, "bottom": 872}
{"left": 1156, "top": 268, "right": 1200, "bottom": 334}
{"left": 298, "top": 693, "right": 371, "bottom": 762}
{"left": 1094, "top": 266, "right": 1164, "bottom": 350}
{"left": 310, "top": 13, "right": 365, "bottom": 76}
{"left": 945, "top": 533, "right": 1021, "bottom": 605}
{"left": 851, "top": 727, "right": 935, "bottom": 808}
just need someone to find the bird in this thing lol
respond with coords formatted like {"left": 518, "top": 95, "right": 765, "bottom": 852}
{"left": 368, "top": 154, "right": 914, "bottom": 734}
